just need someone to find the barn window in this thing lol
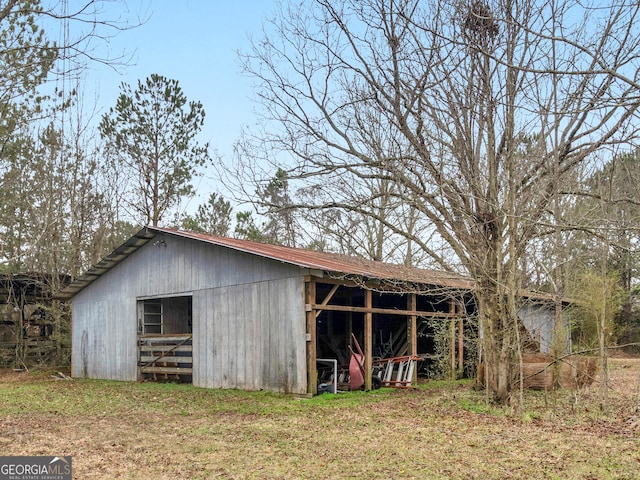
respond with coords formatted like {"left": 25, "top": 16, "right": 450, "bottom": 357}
{"left": 141, "top": 299, "right": 163, "bottom": 334}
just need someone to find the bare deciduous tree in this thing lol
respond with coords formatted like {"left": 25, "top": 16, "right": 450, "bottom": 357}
{"left": 0, "top": 1, "right": 144, "bottom": 367}
{"left": 233, "top": 0, "right": 640, "bottom": 403}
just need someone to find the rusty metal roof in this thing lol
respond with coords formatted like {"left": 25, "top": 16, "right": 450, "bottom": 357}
{"left": 59, "top": 226, "right": 474, "bottom": 299}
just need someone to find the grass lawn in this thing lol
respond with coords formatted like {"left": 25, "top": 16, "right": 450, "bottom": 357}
{"left": 0, "top": 358, "right": 638, "bottom": 479}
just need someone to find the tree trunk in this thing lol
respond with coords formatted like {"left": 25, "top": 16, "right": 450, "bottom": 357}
{"left": 477, "top": 288, "right": 516, "bottom": 404}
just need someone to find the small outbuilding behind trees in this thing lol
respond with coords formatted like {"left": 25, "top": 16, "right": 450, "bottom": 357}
{"left": 0, "top": 273, "right": 69, "bottom": 368}
{"left": 59, "top": 226, "right": 566, "bottom": 395}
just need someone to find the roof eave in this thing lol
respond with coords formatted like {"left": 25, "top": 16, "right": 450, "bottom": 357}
{"left": 56, "top": 227, "right": 156, "bottom": 300}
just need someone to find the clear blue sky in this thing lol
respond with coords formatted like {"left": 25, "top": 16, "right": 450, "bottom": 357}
{"left": 83, "top": 1, "right": 277, "bottom": 172}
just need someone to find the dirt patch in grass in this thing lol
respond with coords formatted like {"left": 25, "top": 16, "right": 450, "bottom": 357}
{"left": 1, "top": 358, "right": 639, "bottom": 479}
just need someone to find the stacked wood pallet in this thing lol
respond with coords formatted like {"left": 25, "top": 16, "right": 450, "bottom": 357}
{"left": 477, "top": 353, "right": 599, "bottom": 390}
{"left": 521, "top": 353, "right": 598, "bottom": 390}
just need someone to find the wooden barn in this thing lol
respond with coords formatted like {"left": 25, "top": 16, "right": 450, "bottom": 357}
{"left": 60, "top": 226, "right": 564, "bottom": 395}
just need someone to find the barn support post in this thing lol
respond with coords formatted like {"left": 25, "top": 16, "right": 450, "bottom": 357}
{"left": 458, "top": 303, "right": 464, "bottom": 374}
{"left": 450, "top": 298, "right": 456, "bottom": 380}
{"left": 305, "top": 279, "right": 317, "bottom": 395}
{"left": 347, "top": 288, "right": 353, "bottom": 357}
{"left": 17, "top": 287, "right": 26, "bottom": 369}
{"left": 408, "top": 293, "right": 417, "bottom": 384}
{"left": 364, "top": 289, "right": 372, "bottom": 391}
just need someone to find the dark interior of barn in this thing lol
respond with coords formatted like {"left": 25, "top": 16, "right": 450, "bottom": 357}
{"left": 313, "top": 280, "right": 477, "bottom": 392}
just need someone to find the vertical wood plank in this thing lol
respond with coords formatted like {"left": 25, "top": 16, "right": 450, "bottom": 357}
{"left": 242, "top": 282, "right": 253, "bottom": 389}
{"left": 191, "top": 292, "right": 201, "bottom": 386}
{"left": 294, "top": 278, "right": 307, "bottom": 393}
{"left": 226, "top": 287, "right": 237, "bottom": 388}
{"left": 268, "top": 279, "right": 281, "bottom": 390}
{"left": 203, "top": 290, "right": 212, "bottom": 388}
{"left": 250, "top": 283, "right": 260, "bottom": 390}
{"left": 225, "top": 287, "right": 235, "bottom": 389}
{"left": 259, "top": 281, "right": 270, "bottom": 390}
{"left": 196, "top": 290, "right": 207, "bottom": 387}
{"left": 306, "top": 279, "right": 317, "bottom": 395}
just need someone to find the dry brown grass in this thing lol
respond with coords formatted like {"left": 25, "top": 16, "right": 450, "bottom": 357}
{"left": 0, "top": 358, "right": 638, "bottom": 479}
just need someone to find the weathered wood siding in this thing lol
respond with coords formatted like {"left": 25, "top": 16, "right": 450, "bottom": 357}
{"left": 71, "top": 298, "right": 138, "bottom": 381}
{"left": 71, "top": 233, "right": 308, "bottom": 393}
{"left": 519, "top": 304, "right": 569, "bottom": 354}
{"left": 193, "top": 276, "right": 306, "bottom": 393}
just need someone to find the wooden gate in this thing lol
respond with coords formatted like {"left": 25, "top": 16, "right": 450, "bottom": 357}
{"left": 138, "top": 334, "right": 193, "bottom": 381}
